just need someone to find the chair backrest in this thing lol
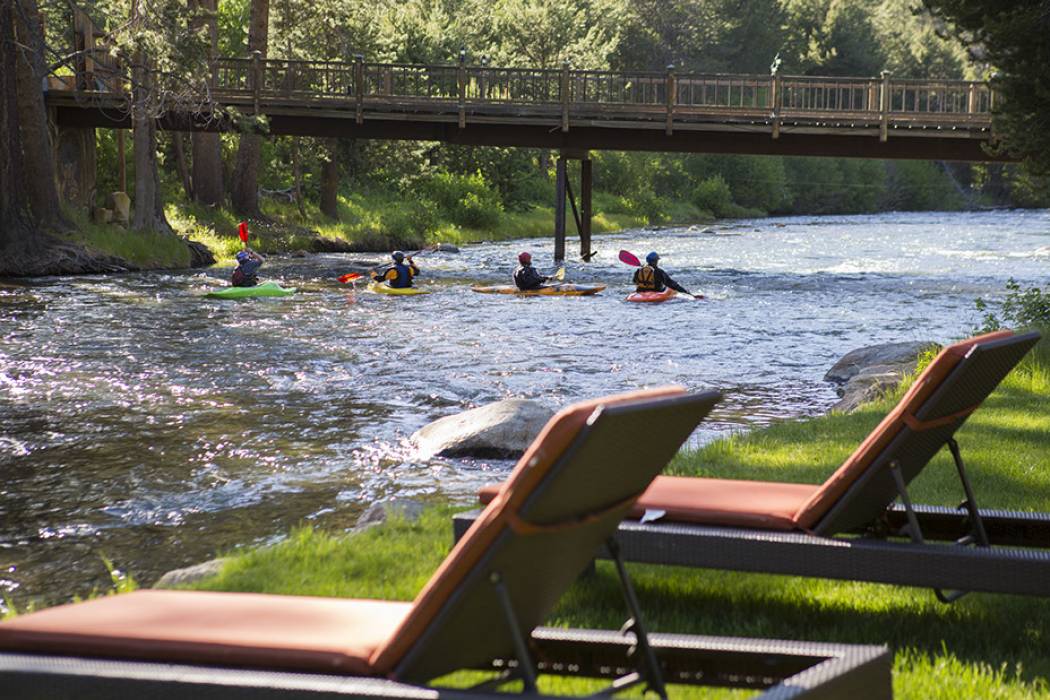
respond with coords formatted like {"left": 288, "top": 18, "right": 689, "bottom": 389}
{"left": 370, "top": 387, "right": 721, "bottom": 682}
{"left": 797, "top": 330, "right": 1039, "bottom": 534}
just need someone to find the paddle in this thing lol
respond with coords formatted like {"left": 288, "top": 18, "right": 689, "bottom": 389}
{"left": 552, "top": 266, "right": 565, "bottom": 281}
{"left": 338, "top": 272, "right": 362, "bottom": 284}
{"left": 618, "top": 249, "right": 704, "bottom": 299}
{"left": 238, "top": 221, "right": 249, "bottom": 249}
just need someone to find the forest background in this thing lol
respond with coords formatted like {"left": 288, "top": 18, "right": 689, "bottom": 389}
{"left": 16, "top": 0, "right": 1050, "bottom": 267}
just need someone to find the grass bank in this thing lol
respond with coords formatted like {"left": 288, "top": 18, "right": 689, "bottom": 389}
{"left": 171, "top": 333, "right": 1050, "bottom": 697}
{"left": 165, "top": 189, "right": 704, "bottom": 264}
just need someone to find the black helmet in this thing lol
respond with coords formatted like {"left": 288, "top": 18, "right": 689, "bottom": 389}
{"left": 392, "top": 250, "right": 405, "bottom": 263}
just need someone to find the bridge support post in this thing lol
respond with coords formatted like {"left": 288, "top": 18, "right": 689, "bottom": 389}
{"left": 554, "top": 157, "right": 567, "bottom": 262}
{"left": 580, "top": 158, "right": 592, "bottom": 260}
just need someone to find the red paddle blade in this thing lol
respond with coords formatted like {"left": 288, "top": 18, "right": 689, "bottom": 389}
{"left": 618, "top": 249, "right": 641, "bottom": 267}
{"left": 338, "top": 273, "right": 362, "bottom": 284}
{"left": 238, "top": 221, "right": 249, "bottom": 243}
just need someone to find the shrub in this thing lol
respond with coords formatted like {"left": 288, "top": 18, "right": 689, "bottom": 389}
{"left": 975, "top": 279, "right": 1050, "bottom": 332}
{"left": 692, "top": 175, "right": 734, "bottom": 217}
{"left": 382, "top": 197, "right": 439, "bottom": 240}
{"left": 418, "top": 171, "right": 503, "bottom": 228}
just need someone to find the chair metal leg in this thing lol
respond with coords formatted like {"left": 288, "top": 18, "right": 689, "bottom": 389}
{"left": 947, "top": 438, "right": 990, "bottom": 547}
{"left": 605, "top": 538, "right": 668, "bottom": 700}
{"left": 490, "top": 571, "right": 539, "bottom": 694}
{"left": 889, "top": 459, "right": 970, "bottom": 603}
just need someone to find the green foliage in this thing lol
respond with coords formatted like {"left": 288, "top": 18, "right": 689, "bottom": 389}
{"left": 417, "top": 171, "right": 503, "bottom": 228}
{"left": 883, "top": 160, "right": 963, "bottom": 211}
{"left": 691, "top": 175, "right": 734, "bottom": 217}
{"left": 923, "top": 1, "right": 1050, "bottom": 175}
{"left": 975, "top": 280, "right": 1050, "bottom": 333}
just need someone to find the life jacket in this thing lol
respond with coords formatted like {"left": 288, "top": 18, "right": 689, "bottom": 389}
{"left": 513, "top": 264, "right": 543, "bottom": 291}
{"left": 634, "top": 264, "right": 662, "bottom": 292}
{"left": 376, "top": 262, "right": 414, "bottom": 288}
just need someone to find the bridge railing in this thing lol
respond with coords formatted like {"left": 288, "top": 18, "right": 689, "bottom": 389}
{"left": 59, "top": 55, "right": 994, "bottom": 128}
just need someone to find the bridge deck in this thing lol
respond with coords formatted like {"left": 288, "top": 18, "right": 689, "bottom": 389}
{"left": 46, "top": 57, "right": 1008, "bottom": 162}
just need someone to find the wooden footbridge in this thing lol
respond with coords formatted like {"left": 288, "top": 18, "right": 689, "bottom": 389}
{"left": 46, "top": 12, "right": 1008, "bottom": 260}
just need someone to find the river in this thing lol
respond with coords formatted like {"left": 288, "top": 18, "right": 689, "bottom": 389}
{"left": 1, "top": 209, "right": 1047, "bottom": 609}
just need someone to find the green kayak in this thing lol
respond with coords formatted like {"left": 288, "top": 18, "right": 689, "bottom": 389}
{"left": 205, "top": 281, "right": 297, "bottom": 299}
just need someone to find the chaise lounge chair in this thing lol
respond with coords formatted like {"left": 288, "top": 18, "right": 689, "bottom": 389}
{"left": 0, "top": 388, "right": 891, "bottom": 699}
{"left": 463, "top": 330, "right": 1049, "bottom": 600}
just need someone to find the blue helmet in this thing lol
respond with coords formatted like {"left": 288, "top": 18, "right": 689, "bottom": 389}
{"left": 235, "top": 251, "right": 250, "bottom": 263}
{"left": 645, "top": 251, "right": 660, "bottom": 265}
{"left": 392, "top": 250, "right": 405, "bottom": 262}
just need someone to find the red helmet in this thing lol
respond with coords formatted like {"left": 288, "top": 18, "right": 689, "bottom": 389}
{"left": 517, "top": 251, "right": 532, "bottom": 264}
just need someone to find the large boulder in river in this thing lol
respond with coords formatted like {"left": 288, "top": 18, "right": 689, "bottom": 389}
{"left": 826, "top": 340, "right": 940, "bottom": 413}
{"left": 411, "top": 399, "right": 554, "bottom": 459}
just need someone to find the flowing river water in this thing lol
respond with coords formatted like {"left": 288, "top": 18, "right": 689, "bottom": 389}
{"left": 1, "top": 209, "right": 1048, "bottom": 609}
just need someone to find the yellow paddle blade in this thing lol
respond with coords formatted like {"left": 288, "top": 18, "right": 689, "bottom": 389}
{"left": 554, "top": 266, "right": 565, "bottom": 281}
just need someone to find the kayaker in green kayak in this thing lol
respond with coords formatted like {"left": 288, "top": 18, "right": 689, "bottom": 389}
{"left": 232, "top": 250, "right": 264, "bottom": 288}
{"left": 513, "top": 252, "right": 553, "bottom": 291}
{"left": 633, "top": 251, "right": 700, "bottom": 299}
{"left": 371, "top": 250, "right": 419, "bottom": 289}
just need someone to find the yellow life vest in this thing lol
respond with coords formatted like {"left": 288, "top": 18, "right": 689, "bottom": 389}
{"left": 635, "top": 265, "right": 658, "bottom": 291}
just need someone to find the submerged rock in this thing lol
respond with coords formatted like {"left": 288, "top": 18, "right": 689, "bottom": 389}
{"left": 436, "top": 243, "right": 460, "bottom": 253}
{"left": 355, "top": 499, "right": 426, "bottom": 531}
{"left": 411, "top": 399, "right": 554, "bottom": 459}
{"left": 826, "top": 340, "right": 940, "bottom": 413}
{"left": 153, "top": 558, "right": 229, "bottom": 588}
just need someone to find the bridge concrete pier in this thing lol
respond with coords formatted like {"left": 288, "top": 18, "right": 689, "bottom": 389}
{"left": 553, "top": 150, "right": 593, "bottom": 263}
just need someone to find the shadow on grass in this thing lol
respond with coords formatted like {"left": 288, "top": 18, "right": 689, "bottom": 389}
{"left": 553, "top": 563, "right": 1050, "bottom": 685}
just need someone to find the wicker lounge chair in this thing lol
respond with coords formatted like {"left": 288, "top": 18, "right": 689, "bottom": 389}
{"left": 464, "top": 330, "right": 1048, "bottom": 600}
{"left": 0, "top": 388, "right": 891, "bottom": 699}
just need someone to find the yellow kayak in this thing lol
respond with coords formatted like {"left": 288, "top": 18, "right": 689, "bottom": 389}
{"left": 367, "top": 282, "right": 431, "bottom": 296}
{"left": 471, "top": 284, "right": 606, "bottom": 297}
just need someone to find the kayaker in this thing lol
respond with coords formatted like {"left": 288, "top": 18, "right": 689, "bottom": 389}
{"left": 371, "top": 250, "right": 419, "bottom": 289}
{"left": 231, "top": 250, "right": 264, "bottom": 287}
{"left": 633, "top": 251, "right": 699, "bottom": 298}
{"left": 513, "top": 252, "right": 552, "bottom": 291}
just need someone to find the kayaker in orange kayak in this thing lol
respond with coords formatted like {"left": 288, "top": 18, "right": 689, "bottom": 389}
{"left": 632, "top": 252, "right": 700, "bottom": 299}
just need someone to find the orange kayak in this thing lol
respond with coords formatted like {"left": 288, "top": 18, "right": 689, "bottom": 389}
{"left": 625, "top": 289, "right": 677, "bottom": 303}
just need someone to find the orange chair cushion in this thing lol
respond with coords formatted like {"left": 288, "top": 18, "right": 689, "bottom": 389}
{"left": 368, "top": 385, "right": 686, "bottom": 673}
{"left": 791, "top": 330, "right": 1013, "bottom": 529}
{"left": 0, "top": 589, "right": 411, "bottom": 675}
{"left": 631, "top": 476, "right": 819, "bottom": 530}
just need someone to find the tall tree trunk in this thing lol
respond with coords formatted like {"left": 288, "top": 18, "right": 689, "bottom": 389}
{"left": 130, "top": 50, "right": 171, "bottom": 233}
{"left": 291, "top": 137, "right": 305, "bottom": 218}
{"left": 230, "top": 0, "right": 269, "bottom": 217}
{"left": 172, "top": 132, "right": 194, "bottom": 200}
{"left": 190, "top": 0, "right": 224, "bottom": 206}
{"left": 0, "top": 0, "right": 31, "bottom": 253}
{"left": 320, "top": 137, "right": 339, "bottom": 220}
{"left": 13, "top": 0, "right": 62, "bottom": 228}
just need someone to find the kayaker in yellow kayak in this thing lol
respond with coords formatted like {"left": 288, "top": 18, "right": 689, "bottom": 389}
{"left": 232, "top": 250, "right": 264, "bottom": 288}
{"left": 371, "top": 250, "right": 419, "bottom": 289}
{"left": 633, "top": 251, "right": 700, "bottom": 298}
{"left": 513, "top": 252, "right": 555, "bottom": 291}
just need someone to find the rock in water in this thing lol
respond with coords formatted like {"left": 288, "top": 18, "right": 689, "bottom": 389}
{"left": 355, "top": 499, "right": 426, "bottom": 531}
{"left": 825, "top": 340, "right": 940, "bottom": 413}
{"left": 153, "top": 558, "right": 229, "bottom": 588}
{"left": 411, "top": 399, "right": 554, "bottom": 459}
{"left": 824, "top": 341, "right": 939, "bottom": 386}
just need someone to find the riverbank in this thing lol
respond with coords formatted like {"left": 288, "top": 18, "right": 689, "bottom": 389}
{"left": 25, "top": 189, "right": 695, "bottom": 276}
{"left": 148, "top": 331, "right": 1050, "bottom": 698}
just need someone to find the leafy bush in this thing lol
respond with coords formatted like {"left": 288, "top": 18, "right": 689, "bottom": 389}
{"left": 382, "top": 197, "right": 439, "bottom": 240}
{"left": 618, "top": 188, "right": 671, "bottom": 224}
{"left": 975, "top": 279, "right": 1050, "bottom": 332}
{"left": 692, "top": 175, "right": 734, "bottom": 217}
{"left": 418, "top": 171, "right": 503, "bottom": 228}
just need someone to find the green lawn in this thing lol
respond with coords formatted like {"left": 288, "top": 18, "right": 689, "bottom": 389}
{"left": 181, "top": 334, "right": 1050, "bottom": 698}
